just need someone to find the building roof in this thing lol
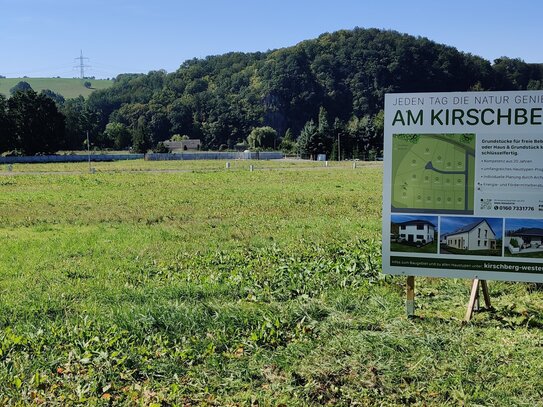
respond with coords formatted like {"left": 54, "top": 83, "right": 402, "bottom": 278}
{"left": 448, "top": 219, "right": 495, "bottom": 237}
{"left": 511, "top": 227, "right": 543, "bottom": 237}
{"left": 395, "top": 220, "right": 436, "bottom": 228}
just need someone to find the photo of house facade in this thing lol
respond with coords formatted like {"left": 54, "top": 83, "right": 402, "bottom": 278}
{"left": 440, "top": 217, "right": 502, "bottom": 256}
{"left": 446, "top": 219, "right": 496, "bottom": 250}
{"left": 505, "top": 219, "right": 543, "bottom": 258}
{"left": 390, "top": 215, "right": 438, "bottom": 253}
{"left": 397, "top": 220, "right": 435, "bottom": 244}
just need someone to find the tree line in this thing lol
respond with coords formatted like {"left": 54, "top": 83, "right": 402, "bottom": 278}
{"left": 1, "top": 28, "right": 542, "bottom": 158}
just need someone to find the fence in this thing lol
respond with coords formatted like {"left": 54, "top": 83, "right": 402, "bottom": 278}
{"left": 0, "top": 151, "right": 284, "bottom": 164}
{"left": 145, "top": 151, "right": 284, "bottom": 161}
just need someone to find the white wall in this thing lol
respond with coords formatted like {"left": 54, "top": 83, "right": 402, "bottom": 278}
{"left": 447, "top": 233, "right": 468, "bottom": 249}
{"left": 399, "top": 224, "right": 434, "bottom": 243}
{"left": 467, "top": 222, "right": 495, "bottom": 250}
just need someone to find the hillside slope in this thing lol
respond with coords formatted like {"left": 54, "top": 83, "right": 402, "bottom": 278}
{"left": 0, "top": 77, "right": 113, "bottom": 99}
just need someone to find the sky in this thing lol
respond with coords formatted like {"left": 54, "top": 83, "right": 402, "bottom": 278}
{"left": 505, "top": 219, "right": 543, "bottom": 233}
{"left": 1, "top": 0, "right": 541, "bottom": 79}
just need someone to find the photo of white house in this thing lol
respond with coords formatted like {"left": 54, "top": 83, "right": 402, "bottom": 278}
{"left": 440, "top": 217, "right": 503, "bottom": 256}
{"left": 505, "top": 219, "right": 543, "bottom": 258}
{"left": 398, "top": 220, "right": 435, "bottom": 244}
{"left": 390, "top": 215, "right": 438, "bottom": 253}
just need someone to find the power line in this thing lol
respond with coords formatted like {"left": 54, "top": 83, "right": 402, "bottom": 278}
{"left": 74, "top": 50, "right": 91, "bottom": 79}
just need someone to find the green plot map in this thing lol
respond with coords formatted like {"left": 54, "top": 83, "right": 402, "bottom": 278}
{"left": 391, "top": 133, "right": 475, "bottom": 214}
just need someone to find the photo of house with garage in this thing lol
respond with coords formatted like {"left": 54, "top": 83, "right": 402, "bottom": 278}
{"left": 504, "top": 219, "right": 543, "bottom": 258}
{"left": 390, "top": 215, "right": 438, "bottom": 253}
{"left": 439, "top": 217, "right": 502, "bottom": 256}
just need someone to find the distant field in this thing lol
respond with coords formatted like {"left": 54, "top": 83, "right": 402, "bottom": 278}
{"left": 0, "top": 77, "right": 113, "bottom": 99}
{"left": 0, "top": 158, "right": 374, "bottom": 174}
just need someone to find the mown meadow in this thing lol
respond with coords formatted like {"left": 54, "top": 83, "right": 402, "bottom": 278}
{"left": 1, "top": 160, "right": 543, "bottom": 405}
{"left": 0, "top": 78, "right": 113, "bottom": 99}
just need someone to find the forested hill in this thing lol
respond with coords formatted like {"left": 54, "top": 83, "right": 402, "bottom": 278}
{"left": 3, "top": 28, "right": 543, "bottom": 157}
{"left": 86, "top": 28, "right": 541, "bottom": 153}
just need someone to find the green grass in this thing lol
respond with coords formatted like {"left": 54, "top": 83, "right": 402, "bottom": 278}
{"left": 0, "top": 158, "right": 378, "bottom": 174}
{"left": 505, "top": 250, "right": 543, "bottom": 259}
{"left": 390, "top": 240, "right": 438, "bottom": 253}
{"left": 1, "top": 161, "right": 543, "bottom": 404}
{"left": 0, "top": 77, "right": 113, "bottom": 99}
{"left": 440, "top": 245, "right": 503, "bottom": 257}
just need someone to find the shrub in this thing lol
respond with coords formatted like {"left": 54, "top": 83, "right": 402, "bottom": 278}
{"left": 153, "top": 142, "right": 170, "bottom": 153}
{"left": 9, "top": 81, "right": 32, "bottom": 95}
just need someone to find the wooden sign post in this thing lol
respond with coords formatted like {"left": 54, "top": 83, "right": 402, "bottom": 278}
{"left": 464, "top": 279, "right": 491, "bottom": 322}
{"left": 406, "top": 276, "right": 415, "bottom": 317}
{"left": 406, "top": 276, "right": 493, "bottom": 321}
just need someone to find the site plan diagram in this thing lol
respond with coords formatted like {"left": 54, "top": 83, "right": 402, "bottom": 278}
{"left": 391, "top": 133, "right": 475, "bottom": 214}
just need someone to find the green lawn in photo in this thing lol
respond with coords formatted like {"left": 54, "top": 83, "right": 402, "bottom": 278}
{"left": 440, "top": 245, "right": 503, "bottom": 257}
{"left": 390, "top": 240, "right": 438, "bottom": 253}
{"left": 1, "top": 161, "right": 543, "bottom": 405}
{"left": 505, "top": 250, "right": 543, "bottom": 259}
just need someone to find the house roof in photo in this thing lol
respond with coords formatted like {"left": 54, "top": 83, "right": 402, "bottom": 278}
{"left": 511, "top": 227, "right": 543, "bottom": 237}
{"left": 448, "top": 219, "right": 495, "bottom": 237}
{"left": 395, "top": 220, "right": 436, "bottom": 228}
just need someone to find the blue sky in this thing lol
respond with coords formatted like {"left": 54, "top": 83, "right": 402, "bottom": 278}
{"left": 1, "top": 0, "right": 541, "bottom": 78}
{"left": 440, "top": 217, "right": 503, "bottom": 238}
{"left": 505, "top": 219, "right": 543, "bottom": 233}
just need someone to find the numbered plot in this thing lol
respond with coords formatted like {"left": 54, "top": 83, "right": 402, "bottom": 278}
{"left": 391, "top": 133, "right": 475, "bottom": 214}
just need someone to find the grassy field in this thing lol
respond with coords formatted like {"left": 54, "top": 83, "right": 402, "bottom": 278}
{"left": 0, "top": 159, "right": 375, "bottom": 175}
{"left": 1, "top": 161, "right": 543, "bottom": 405}
{"left": 0, "top": 77, "right": 113, "bottom": 99}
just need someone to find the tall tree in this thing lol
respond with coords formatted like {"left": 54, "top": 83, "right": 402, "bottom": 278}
{"left": 279, "top": 128, "right": 297, "bottom": 154}
{"left": 103, "top": 122, "right": 132, "bottom": 149}
{"left": 331, "top": 118, "right": 346, "bottom": 161}
{"left": 0, "top": 95, "right": 14, "bottom": 152}
{"left": 131, "top": 117, "right": 151, "bottom": 153}
{"left": 317, "top": 106, "right": 333, "bottom": 155}
{"left": 298, "top": 119, "right": 323, "bottom": 159}
{"left": 247, "top": 126, "right": 277, "bottom": 149}
{"left": 61, "top": 96, "right": 100, "bottom": 150}
{"left": 8, "top": 90, "right": 65, "bottom": 155}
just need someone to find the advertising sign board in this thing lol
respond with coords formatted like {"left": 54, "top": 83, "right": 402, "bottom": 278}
{"left": 383, "top": 91, "right": 543, "bottom": 283}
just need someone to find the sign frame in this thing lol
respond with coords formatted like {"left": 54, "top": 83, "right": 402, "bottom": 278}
{"left": 382, "top": 90, "right": 543, "bottom": 283}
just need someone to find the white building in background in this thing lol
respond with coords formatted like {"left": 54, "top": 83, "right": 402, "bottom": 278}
{"left": 446, "top": 219, "right": 496, "bottom": 251}
{"left": 164, "top": 139, "right": 201, "bottom": 151}
{"left": 397, "top": 220, "right": 436, "bottom": 244}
